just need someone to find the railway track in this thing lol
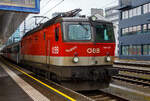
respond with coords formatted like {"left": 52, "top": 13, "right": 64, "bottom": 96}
{"left": 113, "top": 63, "right": 150, "bottom": 87}
{"left": 78, "top": 90, "right": 128, "bottom": 101}
{"left": 118, "top": 67, "right": 150, "bottom": 75}
{"left": 113, "top": 74, "right": 150, "bottom": 87}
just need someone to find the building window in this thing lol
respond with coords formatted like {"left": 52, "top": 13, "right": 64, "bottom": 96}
{"left": 122, "top": 29, "right": 125, "bottom": 35}
{"left": 148, "top": 45, "right": 150, "bottom": 55}
{"left": 148, "top": 24, "right": 150, "bottom": 31}
{"left": 125, "top": 11, "right": 128, "bottom": 19}
{"left": 132, "top": 8, "right": 137, "bottom": 17}
{"left": 143, "top": 45, "right": 148, "bottom": 55}
{"left": 122, "top": 11, "right": 125, "bottom": 19}
{"left": 121, "top": 45, "right": 129, "bottom": 56}
{"left": 125, "top": 28, "right": 129, "bottom": 34}
{"left": 122, "top": 6, "right": 142, "bottom": 20}
{"left": 121, "top": 45, "right": 142, "bottom": 56}
{"left": 143, "top": 24, "right": 147, "bottom": 32}
{"left": 143, "top": 3, "right": 149, "bottom": 14}
{"left": 132, "top": 26, "right": 137, "bottom": 32}
{"left": 137, "top": 46, "right": 142, "bottom": 55}
{"left": 137, "top": 6, "right": 141, "bottom": 15}
{"left": 129, "top": 27, "right": 133, "bottom": 34}
{"left": 129, "top": 9, "right": 133, "bottom": 18}
{"left": 122, "top": 11, "right": 129, "bottom": 19}
{"left": 137, "top": 25, "right": 141, "bottom": 32}
{"left": 121, "top": 25, "right": 143, "bottom": 36}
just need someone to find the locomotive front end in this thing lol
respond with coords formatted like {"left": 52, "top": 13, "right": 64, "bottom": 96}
{"left": 53, "top": 17, "right": 118, "bottom": 90}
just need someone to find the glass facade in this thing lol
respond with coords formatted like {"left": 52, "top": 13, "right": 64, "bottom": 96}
{"left": 119, "top": 1, "right": 150, "bottom": 59}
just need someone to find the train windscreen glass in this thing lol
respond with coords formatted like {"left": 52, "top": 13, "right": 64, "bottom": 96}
{"left": 95, "top": 24, "right": 115, "bottom": 42}
{"left": 68, "top": 24, "right": 91, "bottom": 41}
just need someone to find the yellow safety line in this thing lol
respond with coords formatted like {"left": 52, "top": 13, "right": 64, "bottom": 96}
{"left": 3, "top": 60, "right": 76, "bottom": 101}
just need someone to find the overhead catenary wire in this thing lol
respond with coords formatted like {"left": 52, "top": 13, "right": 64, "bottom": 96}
{"left": 42, "top": 0, "right": 64, "bottom": 16}
{"left": 41, "top": 0, "right": 53, "bottom": 10}
{"left": 39, "top": 0, "right": 64, "bottom": 23}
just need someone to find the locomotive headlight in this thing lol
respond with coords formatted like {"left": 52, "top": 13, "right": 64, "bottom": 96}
{"left": 106, "top": 56, "right": 111, "bottom": 62}
{"left": 73, "top": 57, "right": 79, "bottom": 63}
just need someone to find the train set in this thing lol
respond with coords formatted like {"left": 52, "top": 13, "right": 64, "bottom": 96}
{"left": 1, "top": 9, "right": 118, "bottom": 90}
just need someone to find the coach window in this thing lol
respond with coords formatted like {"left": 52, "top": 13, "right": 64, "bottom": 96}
{"left": 55, "top": 27, "right": 59, "bottom": 41}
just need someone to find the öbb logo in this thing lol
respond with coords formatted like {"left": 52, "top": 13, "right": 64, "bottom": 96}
{"left": 87, "top": 48, "right": 100, "bottom": 54}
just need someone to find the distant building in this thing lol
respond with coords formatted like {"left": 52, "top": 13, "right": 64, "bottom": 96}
{"left": 6, "top": 28, "right": 21, "bottom": 45}
{"left": 91, "top": 8, "right": 103, "bottom": 16}
{"left": 118, "top": 0, "right": 150, "bottom": 60}
{"left": 105, "top": 5, "right": 119, "bottom": 56}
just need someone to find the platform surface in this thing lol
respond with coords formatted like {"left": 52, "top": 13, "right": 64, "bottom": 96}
{"left": 0, "top": 65, "right": 33, "bottom": 101}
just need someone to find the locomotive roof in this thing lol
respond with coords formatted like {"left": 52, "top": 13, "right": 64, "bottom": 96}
{"left": 23, "top": 17, "right": 112, "bottom": 38}
{"left": 58, "top": 17, "right": 89, "bottom": 22}
{"left": 58, "top": 17, "right": 111, "bottom": 24}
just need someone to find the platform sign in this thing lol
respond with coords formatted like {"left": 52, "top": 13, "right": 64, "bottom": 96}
{"left": 0, "top": 0, "right": 40, "bottom": 13}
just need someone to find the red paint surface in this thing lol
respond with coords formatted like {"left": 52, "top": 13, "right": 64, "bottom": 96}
{"left": 21, "top": 23, "right": 115, "bottom": 57}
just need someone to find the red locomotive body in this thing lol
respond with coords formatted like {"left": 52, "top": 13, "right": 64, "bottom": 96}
{"left": 2, "top": 10, "right": 118, "bottom": 90}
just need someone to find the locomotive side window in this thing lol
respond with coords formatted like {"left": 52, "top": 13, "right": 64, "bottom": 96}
{"left": 95, "top": 24, "right": 115, "bottom": 43}
{"left": 55, "top": 27, "right": 59, "bottom": 41}
{"left": 68, "top": 24, "right": 91, "bottom": 41}
{"left": 43, "top": 32, "right": 46, "bottom": 40}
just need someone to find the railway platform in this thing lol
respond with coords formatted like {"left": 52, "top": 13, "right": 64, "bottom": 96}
{"left": 0, "top": 61, "right": 49, "bottom": 101}
{"left": 0, "top": 57, "right": 93, "bottom": 101}
{"left": 0, "top": 62, "right": 33, "bottom": 101}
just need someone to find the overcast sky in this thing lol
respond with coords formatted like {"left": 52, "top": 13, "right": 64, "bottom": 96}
{"left": 21, "top": 0, "right": 118, "bottom": 33}
{"left": 35, "top": 0, "right": 119, "bottom": 18}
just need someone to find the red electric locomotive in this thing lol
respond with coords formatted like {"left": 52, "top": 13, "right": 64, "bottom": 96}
{"left": 2, "top": 9, "right": 118, "bottom": 90}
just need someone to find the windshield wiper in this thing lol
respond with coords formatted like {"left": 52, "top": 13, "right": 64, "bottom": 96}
{"left": 78, "top": 22, "right": 89, "bottom": 31}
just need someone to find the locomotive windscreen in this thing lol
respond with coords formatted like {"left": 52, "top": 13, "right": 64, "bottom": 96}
{"left": 95, "top": 24, "right": 115, "bottom": 43}
{"left": 68, "top": 24, "right": 91, "bottom": 41}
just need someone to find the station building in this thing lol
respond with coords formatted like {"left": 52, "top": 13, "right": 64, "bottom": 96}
{"left": 118, "top": 0, "right": 150, "bottom": 60}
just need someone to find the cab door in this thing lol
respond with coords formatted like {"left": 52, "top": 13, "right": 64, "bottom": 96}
{"left": 44, "top": 31, "right": 51, "bottom": 65}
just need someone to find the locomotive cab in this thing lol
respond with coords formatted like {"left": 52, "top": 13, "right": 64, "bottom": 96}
{"left": 58, "top": 17, "right": 115, "bottom": 66}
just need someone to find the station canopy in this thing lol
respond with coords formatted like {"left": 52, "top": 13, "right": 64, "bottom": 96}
{"left": 0, "top": 0, "right": 40, "bottom": 46}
